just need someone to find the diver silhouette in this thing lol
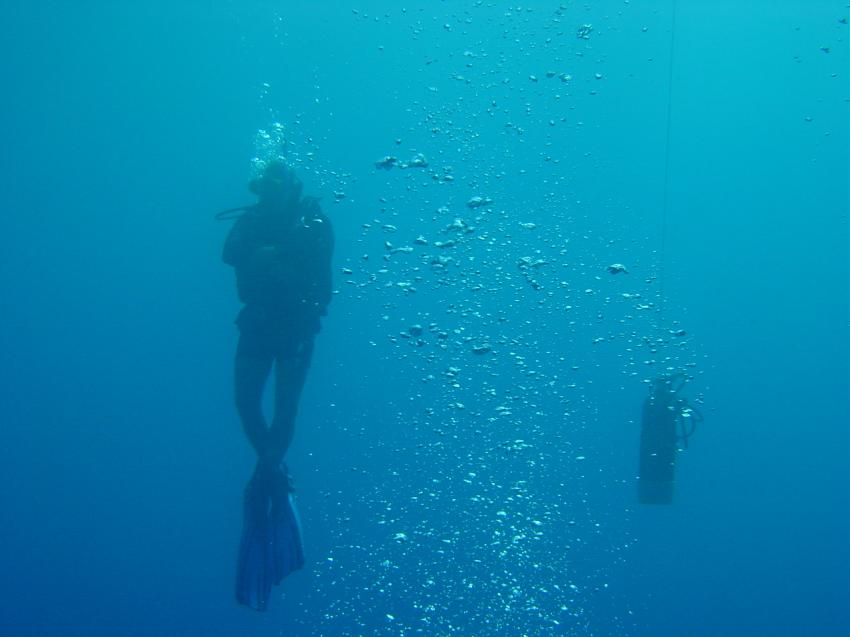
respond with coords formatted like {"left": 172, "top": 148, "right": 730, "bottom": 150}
{"left": 221, "top": 160, "right": 333, "bottom": 610}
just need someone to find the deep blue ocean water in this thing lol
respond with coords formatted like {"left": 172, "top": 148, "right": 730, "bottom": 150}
{"left": 1, "top": 2, "right": 847, "bottom": 636}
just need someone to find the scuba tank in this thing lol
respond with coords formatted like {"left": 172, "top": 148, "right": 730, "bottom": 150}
{"left": 637, "top": 375, "right": 703, "bottom": 505}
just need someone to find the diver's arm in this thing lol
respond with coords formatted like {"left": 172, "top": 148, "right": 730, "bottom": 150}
{"left": 223, "top": 217, "right": 256, "bottom": 267}
{"left": 223, "top": 219, "right": 279, "bottom": 275}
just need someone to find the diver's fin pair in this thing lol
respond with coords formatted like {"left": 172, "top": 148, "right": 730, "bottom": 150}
{"left": 235, "top": 466, "right": 304, "bottom": 611}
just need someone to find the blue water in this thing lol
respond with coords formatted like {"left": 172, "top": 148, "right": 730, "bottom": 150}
{"left": 1, "top": 2, "right": 847, "bottom": 636}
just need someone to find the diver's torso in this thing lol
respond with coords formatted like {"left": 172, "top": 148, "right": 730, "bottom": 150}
{"left": 234, "top": 201, "right": 329, "bottom": 319}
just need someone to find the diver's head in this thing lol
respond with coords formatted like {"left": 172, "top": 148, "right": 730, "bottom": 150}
{"left": 249, "top": 160, "right": 303, "bottom": 208}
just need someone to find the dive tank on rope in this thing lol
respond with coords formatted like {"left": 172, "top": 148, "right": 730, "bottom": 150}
{"left": 637, "top": 375, "right": 702, "bottom": 505}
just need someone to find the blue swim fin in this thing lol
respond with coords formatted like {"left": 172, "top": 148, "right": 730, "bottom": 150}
{"left": 235, "top": 465, "right": 304, "bottom": 611}
{"left": 269, "top": 468, "right": 305, "bottom": 585}
{"left": 235, "top": 472, "right": 274, "bottom": 611}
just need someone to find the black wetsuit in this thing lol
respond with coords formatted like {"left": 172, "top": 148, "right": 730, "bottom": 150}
{"left": 223, "top": 196, "right": 333, "bottom": 466}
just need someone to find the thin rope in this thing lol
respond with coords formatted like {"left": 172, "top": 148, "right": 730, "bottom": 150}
{"left": 659, "top": 0, "right": 678, "bottom": 319}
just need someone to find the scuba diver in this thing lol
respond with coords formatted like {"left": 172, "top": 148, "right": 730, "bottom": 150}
{"left": 221, "top": 160, "right": 334, "bottom": 610}
{"left": 637, "top": 374, "right": 703, "bottom": 505}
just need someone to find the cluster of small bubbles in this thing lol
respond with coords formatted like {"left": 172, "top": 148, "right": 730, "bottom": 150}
{"left": 250, "top": 121, "right": 289, "bottom": 176}
{"left": 288, "top": 3, "right": 708, "bottom": 635}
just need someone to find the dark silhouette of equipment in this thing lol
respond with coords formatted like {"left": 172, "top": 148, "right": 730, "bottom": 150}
{"left": 637, "top": 375, "right": 703, "bottom": 505}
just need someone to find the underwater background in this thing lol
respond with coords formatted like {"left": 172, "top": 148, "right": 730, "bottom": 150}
{"left": 1, "top": 1, "right": 847, "bottom": 636}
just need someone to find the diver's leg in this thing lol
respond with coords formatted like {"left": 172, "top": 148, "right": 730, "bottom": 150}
{"left": 266, "top": 338, "right": 315, "bottom": 466}
{"left": 235, "top": 331, "right": 275, "bottom": 458}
